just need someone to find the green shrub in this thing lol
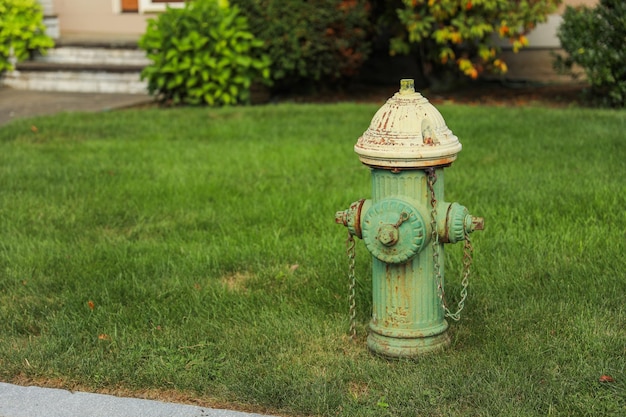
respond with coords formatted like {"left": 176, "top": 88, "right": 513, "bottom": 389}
{"left": 555, "top": 0, "right": 626, "bottom": 108}
{"left": 0, "top": 0, "right": 54, "bottom": 72}
{"left": 380, "top": 0, "right": 559, "bottom": 84}
{"left": 232, "top": 0, "right": 372, "bottom": 92}
{"left": 138, "top": 0, "right": 271, "bottom": 106}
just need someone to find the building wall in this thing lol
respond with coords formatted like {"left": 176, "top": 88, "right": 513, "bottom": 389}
{"left": 52, "top": 0, "right": 152, "bottom": 38}
{"left": 557, "top": 0, "right": 598, "bottom": 13}
{"left": 496, "top": 0, "right": 599, "bottom": 82}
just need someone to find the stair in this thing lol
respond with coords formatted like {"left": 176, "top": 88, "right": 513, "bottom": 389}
{"left": 2, "top": 39, "right": 151, "bottom": 94}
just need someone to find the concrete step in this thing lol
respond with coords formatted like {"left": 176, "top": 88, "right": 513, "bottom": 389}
{"left": 2, "top": 41, "right": 150, "bottom": 94}
{"left": 15, "top": 61, "right": 146, "bottom": 73}
{"left": 2, "top": 69, "right": 147, "bottom": 94}
{"left": 43, "top": 16, "right": 60, "bottom": 40}
{"left": 37, "top": 45, "right": 150, "bottom": 66}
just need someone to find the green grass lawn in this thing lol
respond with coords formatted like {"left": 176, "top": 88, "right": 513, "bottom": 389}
{"left": 0, "top": 102, "right": 624, "bottom": 416}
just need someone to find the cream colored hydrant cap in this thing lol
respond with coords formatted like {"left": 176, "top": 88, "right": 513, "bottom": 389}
{"left": 355, "top": 79, "right": 462, "bottom": 169}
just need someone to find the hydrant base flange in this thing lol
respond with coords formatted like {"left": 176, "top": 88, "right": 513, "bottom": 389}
{"left": 367, "top": 328, "right": 451, "bottom": 358}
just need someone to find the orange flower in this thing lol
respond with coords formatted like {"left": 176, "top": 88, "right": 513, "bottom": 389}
{"left": 494, "top": 59, "right": 508, "bottom": 73}
{"left": 466, "top": 1, "right": 472, "bottom": 10}
{"left": 499, "top": 25, "right": 510, "bottom": 37}
{"left": 519, "top": 35, "right": 529, "bottom": 46}
{"left": 512, "top": 36, "right": 529, "bottom": 53}
{"left": 87, "top": 300, "right": 95, "bottom": 310}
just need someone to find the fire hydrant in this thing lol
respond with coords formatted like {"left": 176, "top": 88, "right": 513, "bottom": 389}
{"left": 335, "top": 79, "right": 483, "bottom": 357}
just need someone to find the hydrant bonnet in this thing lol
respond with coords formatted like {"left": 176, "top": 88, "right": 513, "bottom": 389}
{"left": 355, "top": 79, "right": 462, "bottom": 168}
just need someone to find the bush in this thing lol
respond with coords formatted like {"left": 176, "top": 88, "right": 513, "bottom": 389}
{"left": 138, "top": 0, "right": 271, "bottom": 106}
{"left": 381, "top": 0, "right": 559, "bottom": 85}
{"left": 0, "top": 0, "right": 54, "bottom": 72}
{"left": 232, "top": 0, "right": 373, "bottom": 92}
{"left": 555, "top": 0, "right": 626, "bottom": 108}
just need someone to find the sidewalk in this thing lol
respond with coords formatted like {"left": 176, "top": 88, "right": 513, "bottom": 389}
{"left": 0, "top": 383, "right": 278, "bottom": 417}
{"left": 0, "top": 87, "right": 154, "bottom": 126}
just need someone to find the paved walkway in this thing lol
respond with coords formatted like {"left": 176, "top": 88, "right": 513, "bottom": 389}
{"left": 0, "top": 383, "right": 277, "bottom": 417}
{"left": 0, "top": 87, "right": 154, "bottom": 126}
{"left": 0, "top": 87, "right": 278, "bottom": 417}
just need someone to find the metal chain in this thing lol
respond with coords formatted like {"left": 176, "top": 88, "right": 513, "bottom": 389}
{"left": 426, "top": 168, "right": 472, "bottom": 322}
{"left": 427, "top": 169, "right": 447, "bottom": 315}
{"left": 454, "top": 232, "right": 473, "bottom": 320}
{"left": 346, "top": 233, "right": 357, "bottom": 340}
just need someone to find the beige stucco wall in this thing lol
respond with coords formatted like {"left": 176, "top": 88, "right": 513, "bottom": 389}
{"left": 558, "top": 0, "right": 598, "bottom": 13}
{"left": 495, "top": 0, "right": 599, "bottom": 82}
{"left": 52, "top": 0, "right": 150, "bottom": 38}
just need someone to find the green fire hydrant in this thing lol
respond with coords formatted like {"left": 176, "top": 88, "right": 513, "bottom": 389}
{"left": 335, "top": 79, "right": 484, "bottom": 357}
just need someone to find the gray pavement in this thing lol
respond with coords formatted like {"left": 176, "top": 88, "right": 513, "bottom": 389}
{"left": 0, "top": 87, "right": 277, "bottom": 417}
{"left": 0, "top": 87, "right": 154, "bottom": 126}
{"left": 0, "top": 383, "right": 277, "bottom": 417}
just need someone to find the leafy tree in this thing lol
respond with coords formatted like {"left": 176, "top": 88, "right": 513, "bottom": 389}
{"left": 382, "top": 0, "right": 560, "bottom": 85}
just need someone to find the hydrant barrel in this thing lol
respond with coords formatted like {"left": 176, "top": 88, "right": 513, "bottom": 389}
{"left": 336, "top": 79, "right": 483, "bottom": 358}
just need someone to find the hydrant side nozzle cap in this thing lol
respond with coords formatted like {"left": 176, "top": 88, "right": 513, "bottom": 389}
{"left": 355, "top": 79, "right": 462, "bottom": 169}
{"left": 471, "top": 216, "right": 485, "bottom": 231}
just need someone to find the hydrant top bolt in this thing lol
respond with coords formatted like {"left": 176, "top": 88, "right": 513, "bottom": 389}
{"left": 399, "top": 79, "right": 415, "bottom": 95}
